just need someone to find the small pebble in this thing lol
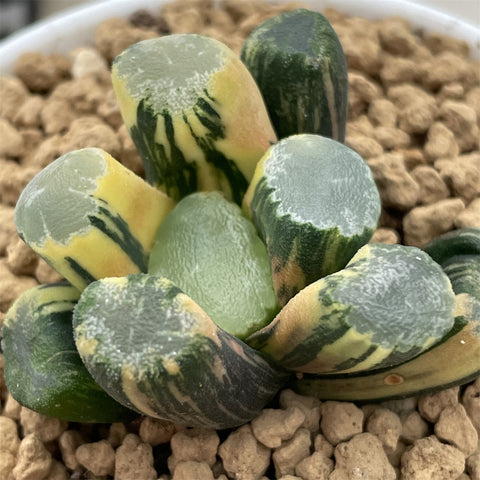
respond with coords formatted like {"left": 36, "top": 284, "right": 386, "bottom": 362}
{"left": 330, "top": 432, "right": 396, "bottom": 480}
{"left": 320, "top": 402, "right": 364, "bottom": 446}
{"left": 168, "top": 428, "right": 219, "bottom": 472}
{"left": 401, "top": 435, "right": 465, "bottom": 480}
{"left": 218, "top": 424, "right": 271, "bottom": 480}
{"left": 251, "top": 406, "right": 305, "bottom": 448}
{"left": 115, "top": 434, "right": 157, "bottom": 480}
{"left": 272, "top": 428, "right": 311, "bottom": 478}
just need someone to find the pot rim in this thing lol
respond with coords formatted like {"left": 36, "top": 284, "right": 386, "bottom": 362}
{"left": 0, "top": 0, "right": 478, "bottom": 75}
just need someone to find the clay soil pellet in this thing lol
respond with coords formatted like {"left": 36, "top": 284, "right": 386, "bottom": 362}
{"left": 0, "top": 0, "right": 479, "bottom": 479}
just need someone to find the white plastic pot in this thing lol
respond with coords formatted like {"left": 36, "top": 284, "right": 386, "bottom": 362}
{"left": 0, "top": 0, "right": 478, "bottom": 76}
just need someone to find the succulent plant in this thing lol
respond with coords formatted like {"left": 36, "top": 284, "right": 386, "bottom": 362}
{"left": 2, "top": 10, "right": 479, "bottom": 429}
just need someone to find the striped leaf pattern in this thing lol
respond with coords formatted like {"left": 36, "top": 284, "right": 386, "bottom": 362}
{"left": 247, "top": 244, "right": 456, "bottom": 374}
{"left": 291, "top": 293, "right": 480, "bottom": 401}
{"left": 73, "top": 274, "right": 288, "bottom": 429}
{"left": 2, "top": 282, "right": 136, "bottom": 422}
{"left": 241, "top": 8, "right": 348, "bottom": 141}
{"left": 112, "top": 35, "right": 276, "bottom": 204}
{"left": 14, "top": 148, "right": 174, "bottom": 290}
